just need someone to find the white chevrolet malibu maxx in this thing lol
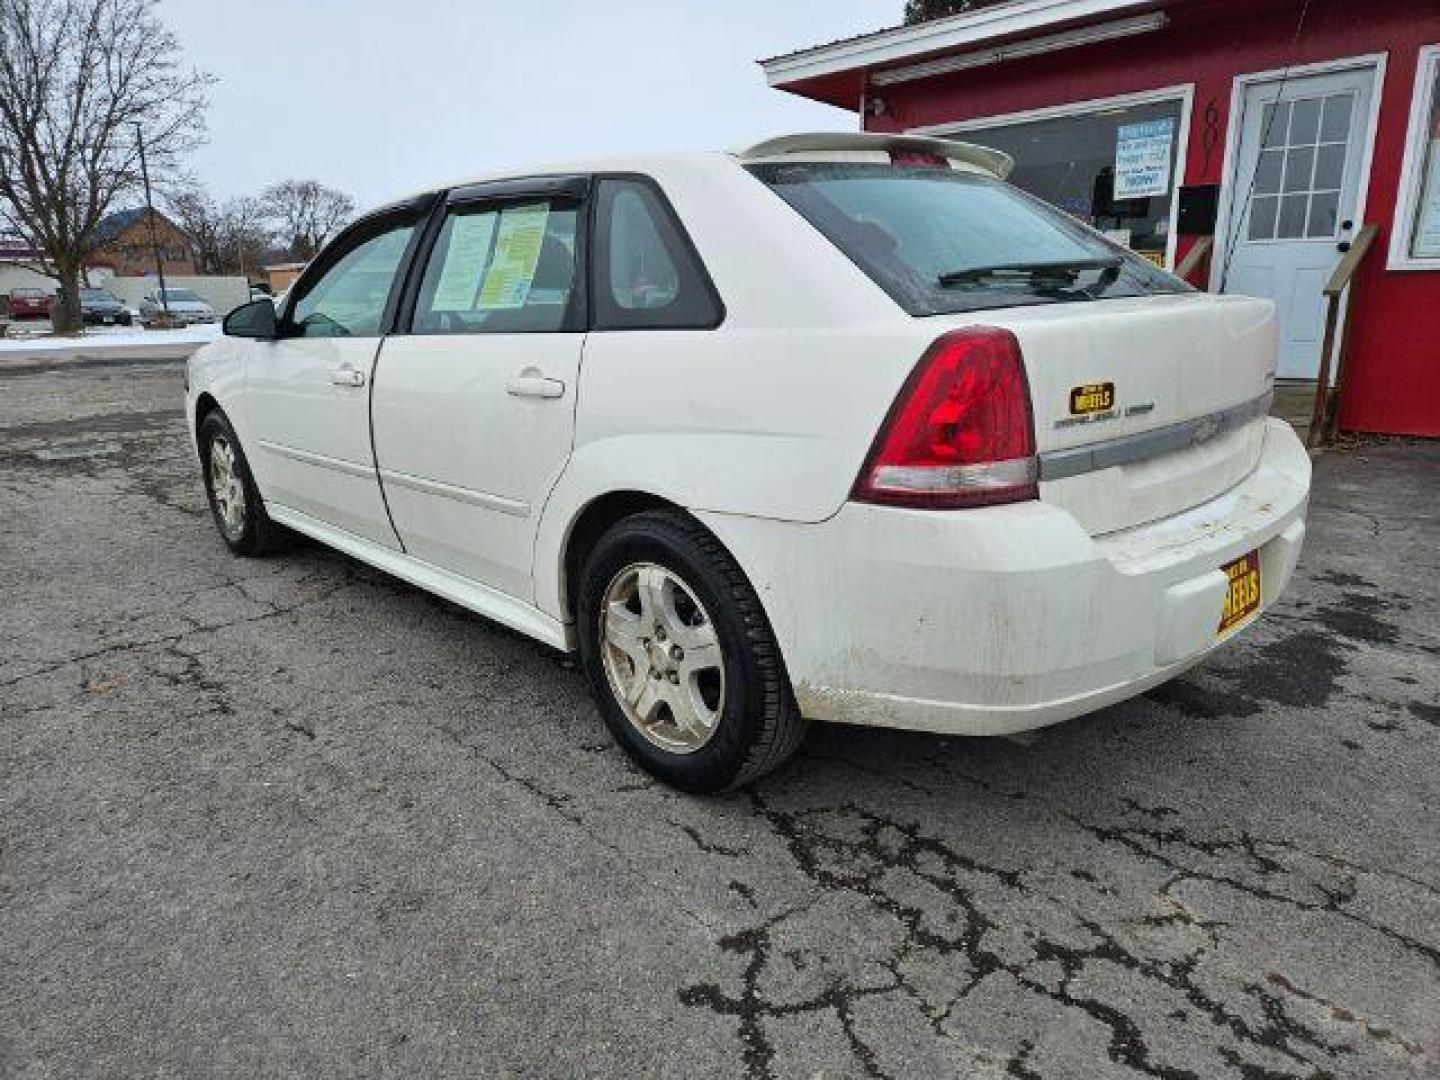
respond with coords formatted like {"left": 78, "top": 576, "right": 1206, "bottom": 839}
{"left": 187, "top": 133, "right": 1309, "bottom": 792}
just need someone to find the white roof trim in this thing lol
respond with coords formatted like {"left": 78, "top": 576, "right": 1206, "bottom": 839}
{"left": 760, "top": 0, "right": 1159, "bottom": 87}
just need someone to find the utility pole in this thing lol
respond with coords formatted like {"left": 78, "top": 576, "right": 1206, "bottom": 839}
{"left": 131, "top": 122, "right": 169, "bottom": 319}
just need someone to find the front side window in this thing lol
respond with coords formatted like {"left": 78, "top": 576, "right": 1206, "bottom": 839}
{"left": 412, "top": 200, "right": 578, "bottom": 335}
{"left": 1393, "top": 46, "right": 1440, "bottom": 267}
{"left": 289, "top": 222, "right": 416, "bottom": 338}
{"left": 749, "top": 162, "right": 1186, "bottom": 317}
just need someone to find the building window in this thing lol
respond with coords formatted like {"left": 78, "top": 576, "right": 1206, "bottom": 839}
{"left": 1391, "top": 45, "right": 1440, "bottom": 270}
{"left": 921, "top": 88, "right": 1189, "bottom": 268}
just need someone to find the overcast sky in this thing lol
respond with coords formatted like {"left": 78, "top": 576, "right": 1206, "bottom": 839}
{"left": 158, "top": 0, "right": 898, "bottom": 209}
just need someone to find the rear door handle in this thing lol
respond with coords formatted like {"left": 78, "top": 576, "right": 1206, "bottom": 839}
{"left": 330, "top": 366, "right": 366, "bottom": 387}
{"left": 506, "top": 373, "right": 566, "bottom": 399}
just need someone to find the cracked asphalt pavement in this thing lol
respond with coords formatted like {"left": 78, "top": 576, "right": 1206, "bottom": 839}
{"left": 2, "top": 356, "right": 1438, "bottom": 1079}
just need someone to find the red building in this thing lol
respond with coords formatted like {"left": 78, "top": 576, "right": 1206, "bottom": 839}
{"left": 762, "top": 0, "right": 1440, "bottom": 437}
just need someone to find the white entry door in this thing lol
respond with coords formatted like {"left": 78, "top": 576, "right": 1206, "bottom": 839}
{"left": 1218, "top": 65, "right": 1376, "bottom": 378}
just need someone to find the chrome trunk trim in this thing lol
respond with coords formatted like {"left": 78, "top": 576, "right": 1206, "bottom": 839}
{"left": 1038, "top": 391, "right": 1274, "bottom": 482}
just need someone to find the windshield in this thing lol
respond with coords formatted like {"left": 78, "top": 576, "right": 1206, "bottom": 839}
{"left": 746, "top": 162, "right": 1188, "bottom": 316}
{"left": 82, "top": 289, "right": 118, "bottom": 302}
{"left": 160, "top": 288, "right": 202, "bottom": 302}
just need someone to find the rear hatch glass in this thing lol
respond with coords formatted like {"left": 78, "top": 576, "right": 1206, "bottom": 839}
{"left": 746, "top": 161, "right": 1188, "bottom": 316}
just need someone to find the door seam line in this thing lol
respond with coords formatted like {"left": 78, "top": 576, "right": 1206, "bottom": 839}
{"left": 367, "top": 336, "right": 408, "bottom": 553}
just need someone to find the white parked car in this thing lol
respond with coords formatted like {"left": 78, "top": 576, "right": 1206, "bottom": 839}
{"left": 141, "top": 287, "right": 215, "bottom": 326}
{"left": 185, "top": 133, "right": 1310, "bottom": 792}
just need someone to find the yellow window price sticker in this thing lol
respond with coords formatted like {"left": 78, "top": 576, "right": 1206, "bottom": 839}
{"left": 478, "top": 203, "right": 549, "bottom": 310}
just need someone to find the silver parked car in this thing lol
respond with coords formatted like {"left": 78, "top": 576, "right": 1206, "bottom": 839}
{"left": 140, "top": 287, "right": 215, "bottom": 326}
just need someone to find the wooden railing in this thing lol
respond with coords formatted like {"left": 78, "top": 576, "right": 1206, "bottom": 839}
{"left": 1308, "top": 222, "right": 1380, "bottom": 448}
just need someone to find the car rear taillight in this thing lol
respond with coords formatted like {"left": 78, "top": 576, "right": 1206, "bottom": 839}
{"left": 854, "top": 327, "right": 1038, "bottom": 509}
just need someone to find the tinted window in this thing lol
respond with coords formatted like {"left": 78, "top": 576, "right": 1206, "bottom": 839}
{"left": 592, "top": 178, "right": 721, "bottom": 330}
{"left": 290, "top": 223, "right": 415, "bottom": 338}
{"left": 413, "top": 201, "right": 578, "bottom": 335}
{"left": 747, "top": 162, "right": 1187, "bottom": 316}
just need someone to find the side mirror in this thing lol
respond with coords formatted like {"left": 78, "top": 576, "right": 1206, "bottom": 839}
{"left": 223, "top": 298, "right": 278, "bottom": 340}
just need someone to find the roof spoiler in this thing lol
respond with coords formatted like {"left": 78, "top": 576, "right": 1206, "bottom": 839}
{"left": 734, "top": 132, "right": 1013, "bottom": 179}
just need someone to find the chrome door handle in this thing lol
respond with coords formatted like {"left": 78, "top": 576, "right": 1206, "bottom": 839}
{"left": 506, "top": 373, "right": 565, "bottom": 399}
{"left": 330, "top": 367, "right": 366, "bottom": 387}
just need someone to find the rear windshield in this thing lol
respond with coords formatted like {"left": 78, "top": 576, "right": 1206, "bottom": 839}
{"left": 161, "top": 288, "right": 201, "bottom": 302}
{"left": 82, "top": 289, "right": 117, "bottom": 301}
{"left": 747, "top": 162, "right": 1188, "bottom": 316}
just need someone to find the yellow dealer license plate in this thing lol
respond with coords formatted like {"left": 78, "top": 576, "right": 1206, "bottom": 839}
{"left": 1218, "top": 550, "right": 1261, "bottom": 636}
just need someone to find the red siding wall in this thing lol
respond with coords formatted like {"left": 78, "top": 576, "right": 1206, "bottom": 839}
{"left": 865, "top": 0, "right": 1440, "bottom": 436}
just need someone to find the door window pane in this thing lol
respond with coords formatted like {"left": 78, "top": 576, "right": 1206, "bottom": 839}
{"left": 1313, "top": 144, "right": 1346, "bottom": 190}
{"left": 1249, "top": 195, "right": 1279, "bottom": 240}
{"left": 1320, "top": 93, "right": 1354, "bottom": 143}
{"left": 1282, "top": 146, "right": 1315, "bottom": 193}
{"left": 1289, "top": 97, "right": 1322, "bottom": 145}
{"left": 1255, "top": 150, "right": 1284, "bottom": 194}
{"left": 1261, "top": 102, "right": 1290, "bottom": 148}
{"left": 413, "top": 201, "right": 577, "bottom": 334}
{"left": 955, "top": 97, "right": 1184, "bottom": 264}
{"left": 1278, "top": 194, "right": 1310, "bottom": 238}
{"left": 290, "top": 224, "right": 414, "bottom": 338}
{"left": 1307, "top": 191, "right": 1340, "bottom": 238}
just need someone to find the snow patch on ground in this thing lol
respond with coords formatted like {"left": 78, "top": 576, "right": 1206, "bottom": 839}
{"left": 0, "top": 322, "right": 221, "bottom": 353}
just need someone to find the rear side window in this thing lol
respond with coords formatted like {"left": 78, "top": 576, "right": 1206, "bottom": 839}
{"left": 592, "top": 178, "right": 722, "bottom": 330}
{"left": 413, "top": 200, "right": 580, "bottom": 335}
{"left": 747, "top": 162, "right": 1186, "bottom": 316}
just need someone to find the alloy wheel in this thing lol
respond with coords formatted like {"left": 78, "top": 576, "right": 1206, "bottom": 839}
{"left": 599, "top": 562, "right": 725, "bottom": 753}
{"left": 209, "top": 436, "right": 247, "bottom": 540}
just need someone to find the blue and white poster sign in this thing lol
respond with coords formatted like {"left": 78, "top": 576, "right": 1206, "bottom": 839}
{"left": 1114, "top": 119, "right": 1176, "bottom": 200}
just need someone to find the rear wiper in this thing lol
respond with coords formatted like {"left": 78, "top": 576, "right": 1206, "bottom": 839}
{"left": 937, "top": 257, "right": 1123, "bottom": 288}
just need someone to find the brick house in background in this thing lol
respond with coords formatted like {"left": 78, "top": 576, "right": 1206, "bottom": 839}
{"left": 87, "top": 208, "right": 195, "bottom": 277}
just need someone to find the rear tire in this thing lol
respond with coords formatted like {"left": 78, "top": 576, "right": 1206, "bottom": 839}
{"left": 577, "top": 510, "right": 807, "bottom": 792}
{"left": 198, "top": 410, "right": 293, "bottom": 557}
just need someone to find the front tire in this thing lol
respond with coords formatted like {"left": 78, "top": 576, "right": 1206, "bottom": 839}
{"left": 577, "top": 511, "right": 807, "bottom": 792}
{"left": 198, "top": 410, "right": 292, "bottom": 557}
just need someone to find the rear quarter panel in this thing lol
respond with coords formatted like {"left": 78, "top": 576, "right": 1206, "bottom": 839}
{"left": 533, "top": 156, "right": 934, "bottom": 621}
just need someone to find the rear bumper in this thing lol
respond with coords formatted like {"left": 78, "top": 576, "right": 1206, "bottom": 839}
{"left": 696, "top": 418, "right": 1310, "bottom": 736}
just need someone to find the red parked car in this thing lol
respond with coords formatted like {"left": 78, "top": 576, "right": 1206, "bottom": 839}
{"left": 7, "top": 287, "right": 53, "bottom": 319}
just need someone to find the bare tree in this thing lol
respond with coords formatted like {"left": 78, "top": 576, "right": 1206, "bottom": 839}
{"left": 166, "top": 181, "right": 222, "bottom": 271}
{"left": 169, "top": 183, "right": 270, "bottom": 275}
{"left": 262, "top": 179, "right": 354, "bottom": 262}
{"left": 0, "top": 0, "right": 212, "bottom": 331}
